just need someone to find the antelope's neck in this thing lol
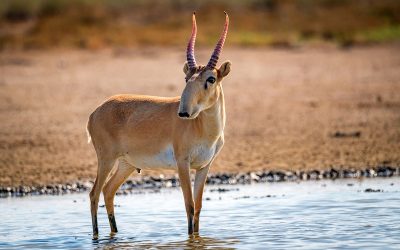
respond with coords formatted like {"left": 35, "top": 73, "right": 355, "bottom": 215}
{"left": 198, "top": 86, "right": 225, "bottom": 141}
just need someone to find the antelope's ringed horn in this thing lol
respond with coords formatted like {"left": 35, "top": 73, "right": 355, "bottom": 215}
{"left": 186, "top": 12, "right": 197, "bottom": 69}
{"left": 207, "top": 12, "right": 229, "bottom": 70}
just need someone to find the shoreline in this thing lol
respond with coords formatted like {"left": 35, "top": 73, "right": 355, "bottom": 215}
{"left": 1, "top": 166, "right": 399, "bottom": 198}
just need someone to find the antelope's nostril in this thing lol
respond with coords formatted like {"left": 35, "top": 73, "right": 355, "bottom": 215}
{"left": 178, "top": 112, "right": 190, "bottom": 118}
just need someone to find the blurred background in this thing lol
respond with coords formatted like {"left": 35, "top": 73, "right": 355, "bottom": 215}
{"left": 1, "top": 0, "right": 400, "bottom": 50}
{"left": 1, "top": 0, "right": 400, "bottom": 188}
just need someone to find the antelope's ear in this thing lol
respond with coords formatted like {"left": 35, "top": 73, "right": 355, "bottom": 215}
{"left": 218, "top": 61, "right": 231, "bottom": 78}
{"left": 183, "top": 62, "right": 190, "bottom": 75}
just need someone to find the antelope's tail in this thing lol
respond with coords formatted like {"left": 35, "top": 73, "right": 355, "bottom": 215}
{"left": 86, "top": 115, "right": 92, "bottom": 144}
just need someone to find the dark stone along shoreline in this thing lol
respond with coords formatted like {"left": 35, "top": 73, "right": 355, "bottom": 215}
{"left": 1, "top": 166, "right": 399, "bottom": 198}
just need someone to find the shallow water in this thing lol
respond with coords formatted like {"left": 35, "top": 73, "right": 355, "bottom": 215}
{"left": 1, "top": 178, "right": 400, "bottom": 249}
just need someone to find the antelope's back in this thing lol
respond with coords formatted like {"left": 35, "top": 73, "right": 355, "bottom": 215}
{"left": 88, "top": 94, "right": 180, "bottom": 150}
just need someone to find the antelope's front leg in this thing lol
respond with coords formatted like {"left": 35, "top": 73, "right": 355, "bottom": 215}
{"left": 193, "top": 164, "right": 210, "bottom": 233}
{"left": 193, "top": 137, "right": 224, "bottom": 233}
{"left": 177, "top": 160, "right": 195, "bottom": 234}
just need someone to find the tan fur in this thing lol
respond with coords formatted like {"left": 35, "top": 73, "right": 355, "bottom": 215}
{"left": 88, "top": 61, "right": 231, "bottom": 238}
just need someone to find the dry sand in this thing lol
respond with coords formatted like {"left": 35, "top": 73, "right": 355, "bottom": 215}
{"left": 1, "top": 45, "right": 400, "bottom": 187}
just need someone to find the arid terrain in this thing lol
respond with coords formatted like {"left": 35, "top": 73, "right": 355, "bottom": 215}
{"left": 1, "top": 45, "right": 400, "bottom": 187}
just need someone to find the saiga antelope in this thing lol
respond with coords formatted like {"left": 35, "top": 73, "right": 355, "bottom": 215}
{"left": 87, "top": 12, "right": 231, "bottom": 239}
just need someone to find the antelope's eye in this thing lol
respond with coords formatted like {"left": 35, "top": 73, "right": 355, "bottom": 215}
{"left": 206, "top": 76, "right": 216, "bottom": 84}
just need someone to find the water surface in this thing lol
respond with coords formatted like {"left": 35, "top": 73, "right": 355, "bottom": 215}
{"left": 1, "top": 178, "right": 399, "bottom": 249}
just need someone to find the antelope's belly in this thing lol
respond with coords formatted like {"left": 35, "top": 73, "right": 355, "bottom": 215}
{"left": 125, "top": 144, "right": 177, "bottom": 169}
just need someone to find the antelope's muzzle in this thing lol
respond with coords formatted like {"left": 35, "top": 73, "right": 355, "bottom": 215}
{"left": 178, "top": 112, "right": 190, "bottom": 118}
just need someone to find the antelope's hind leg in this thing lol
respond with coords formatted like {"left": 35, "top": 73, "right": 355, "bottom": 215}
{"left": 90, "top": 155, "right": 116, "bottom": 239}
{"left": 103, "top": 159, "right": 135, "bottom": 233}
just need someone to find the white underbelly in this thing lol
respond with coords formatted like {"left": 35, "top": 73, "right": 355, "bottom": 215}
{"left": 122, "top": 142, "right": 218, "bottom": 170}
{"left": 124, "top": 144, "right": 177, "bottom": 169}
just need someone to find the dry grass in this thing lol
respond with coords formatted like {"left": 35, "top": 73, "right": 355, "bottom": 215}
{"left": 1, "top": 0, "right": 400, "bottom": 50}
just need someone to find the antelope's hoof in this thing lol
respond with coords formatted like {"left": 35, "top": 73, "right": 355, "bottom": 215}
{"left": 92, "top": 233, "right": 99, "bottom": 240}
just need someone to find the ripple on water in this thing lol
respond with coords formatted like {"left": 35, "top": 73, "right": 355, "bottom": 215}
{"left": 0, "top": 178, "right": 399, "bottom": 249}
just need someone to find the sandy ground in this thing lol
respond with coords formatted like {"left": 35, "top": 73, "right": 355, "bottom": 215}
{"left": 1, "top": 45, "right": 400, "bottom": 187}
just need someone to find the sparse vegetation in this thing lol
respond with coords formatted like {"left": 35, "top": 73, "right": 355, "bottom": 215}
{"left": 0, "top": 0, "right": 400, "bottom": 49}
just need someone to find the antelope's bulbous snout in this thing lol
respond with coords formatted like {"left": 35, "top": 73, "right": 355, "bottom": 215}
{"left": 178, "top": 112, "right": 190, "bottom": 118}
{"left": 178, "top": 100, "right": 195, "bottom": 119}
{"left": 178, "top": 88, "right": 199, "bottom": 120}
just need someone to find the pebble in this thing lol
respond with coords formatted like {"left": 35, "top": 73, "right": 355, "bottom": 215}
{"left": 1, "top": 166, "right": 399, "bottom": 198}
{"left": 364, "top": 188, "right": 383, "bottom": 193}
{"left": 209, "top": 188, "right": 239, "bottom": 193}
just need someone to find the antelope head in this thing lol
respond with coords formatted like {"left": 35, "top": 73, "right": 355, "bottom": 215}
{"left": 178, "top": 12, "right": 231, "bottom": 119}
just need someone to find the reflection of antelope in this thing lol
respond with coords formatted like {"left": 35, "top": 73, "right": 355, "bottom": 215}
{"left": 87, "top": 12, "right": 231, "bottom": 239}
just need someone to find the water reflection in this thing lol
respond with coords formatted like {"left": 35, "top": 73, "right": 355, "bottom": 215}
{"left": 93, "top": 234, "right": 239, "bottom": 249}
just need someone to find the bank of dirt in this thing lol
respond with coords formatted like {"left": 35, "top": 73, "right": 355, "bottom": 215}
{"left": 1, "top": 46, "right": 400, "bottom": 187}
